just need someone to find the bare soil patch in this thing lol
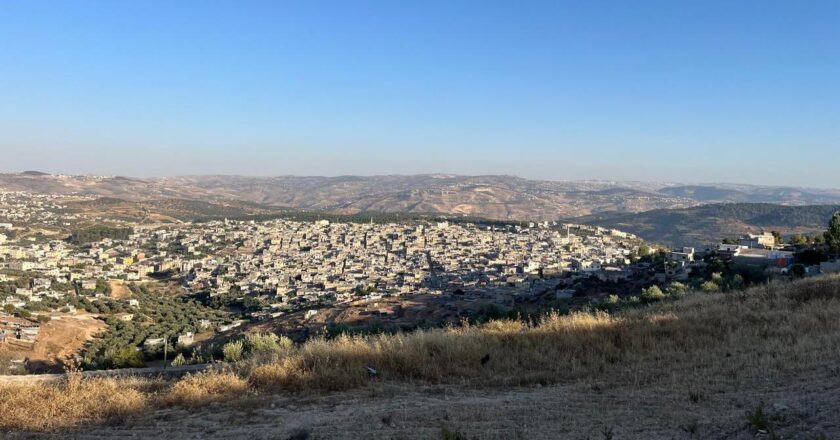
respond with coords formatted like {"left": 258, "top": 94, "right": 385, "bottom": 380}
{"left": 0, "top": 314, "right": 106, "bottom": 373}
{"left": 107, "top": 281, "right": 131, "bottom": 300}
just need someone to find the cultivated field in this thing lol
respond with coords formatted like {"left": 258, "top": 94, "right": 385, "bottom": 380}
{"left": 2, "top": 275, "right": 840, "bottom": 438}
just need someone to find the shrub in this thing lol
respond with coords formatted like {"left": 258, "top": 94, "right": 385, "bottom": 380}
{"left": 189, "top": 343, "right": 221, "bottom": 364}
{"left": 107, "top": 347, "right": 145, "bottom": 369}
{"left": 701, "top": 281, "right": 720, "bottom": 293}
{"left": 223, "top": 340, "right": 245, "bottom": 362}
{"left": 170, "top": 353, "right": 187, "bottom": 367}
{"left": 641, "top": 285, "right": 665, "bottom": 301}
{"left": 746, "top": 403, "right": 770, "bottom": 433}
{"left": 245, "top": 333, "right": 293, "bottom": 357}
{"left": 729, "top": 274, "right": 745, "bottom": 289}
{"left": 666, "top": 282, "right": 688, "bottom": 296}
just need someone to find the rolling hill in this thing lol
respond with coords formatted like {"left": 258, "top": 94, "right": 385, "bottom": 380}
{"left": 572, "top": 203, "right": 840, "bottom": 247}
{"left": 5, "top": 172, "right": 840, "bottom": 222}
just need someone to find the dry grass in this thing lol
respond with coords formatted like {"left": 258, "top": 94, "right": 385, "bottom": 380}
{"left": 248, "top": 276, "right": 840, "bottom": 392}
{"left": 165, "top": 371, "right": 250, "bottom": 408}
{"left": 0, "top": 374, "right": 147, "bottom": 431}
{"left": 3, "top": 275, "right": 840, "bottom": 432}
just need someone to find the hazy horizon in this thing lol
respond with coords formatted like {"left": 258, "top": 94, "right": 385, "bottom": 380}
{"left": 5, "top": 168, "right": 840, "bottom": 192}
{"left": 1, "top": 1, "right": 838, "bottom": 187}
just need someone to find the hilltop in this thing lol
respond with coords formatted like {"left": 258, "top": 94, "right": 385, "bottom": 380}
{"left": 2, "top": 275, "right": 839, "bottom": 438}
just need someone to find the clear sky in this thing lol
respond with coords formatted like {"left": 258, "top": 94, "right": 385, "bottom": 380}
{"left": 1, "top": 1, "right": 838, "bottom": 187}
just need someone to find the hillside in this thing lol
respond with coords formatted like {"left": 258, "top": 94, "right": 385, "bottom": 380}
{"left": 60, "top": 197, "right": 295, "bottom": 224}
{"left": 5, "top": 172, "right": 840, "bottom": 222}
{"left": 572, "top": 203, "right": 840, "bottom": 247}
{"left": 2, "top": 275, "right": 840, "bottom": 438}
{"left": 0, "top": 173, "right": 694, "bottom": 219}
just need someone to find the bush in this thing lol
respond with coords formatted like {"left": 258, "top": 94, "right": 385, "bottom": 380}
{"left": 746, "top": 402, "right": 771, "bottom": 433}
{"left": 223, "top": 340, "right": 245, "bottom": 363}
{"left": 701, "top": 281, "right": 720, "bottom": 293}
{"left": 729, "top": 274, "right": 745, "bottom": 290}
{"left": 666, "top": 282, "right": 688, "bottom": 296}
{"left": 245, "top": 333, "right": 292, "bottom": 357}
{"left": 170, "top": 353, "right": 187, "bottom": 367}
{"left": 641, "top": 285, "right": 666, "bottom": 301}
{"left": 107, "top": 347, "right": 145, "bottom": 369}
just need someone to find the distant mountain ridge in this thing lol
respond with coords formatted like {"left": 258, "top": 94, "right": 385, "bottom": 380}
{"left": 2, "top": 172, "right": 840, "bottom": 223}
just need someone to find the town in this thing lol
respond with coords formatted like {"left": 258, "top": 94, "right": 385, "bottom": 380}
{"left": 0, "top": 190, "right": 646, "bottom": 371}
{"left": 2, "top": 190, "right": 840, "bottom": 374}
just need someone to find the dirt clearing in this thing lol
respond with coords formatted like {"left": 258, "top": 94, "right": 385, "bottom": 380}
{"left": 108, "top": 281, "right": 131, "bottom": 300}
{"left": 0, "top": 314, "right": 105, "bottom": 373}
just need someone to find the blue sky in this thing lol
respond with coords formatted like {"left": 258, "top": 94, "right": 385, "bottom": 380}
{"left": 1, "top": 1, "right": 838, "bottom": 187}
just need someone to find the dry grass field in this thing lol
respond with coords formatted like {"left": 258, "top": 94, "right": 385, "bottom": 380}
{"left": 2, "top": 275, "right": 840, "bottom": 438}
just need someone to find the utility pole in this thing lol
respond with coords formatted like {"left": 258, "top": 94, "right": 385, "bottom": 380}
{"left": 163, "top": 335, "right": 168, "bottom": 370}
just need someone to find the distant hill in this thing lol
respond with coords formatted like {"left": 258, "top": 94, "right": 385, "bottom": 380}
{"left": 0, "top": 173, "right": 696, "bottom": 219}
{"left": 660, "top": 184, "right": 840, "bottom": 205}
{"left": 571, "top": 203, "right": 840, "bottom": 247}
{"left": 3, "top": 172, "right": 840, "bottom": 223}
{"left": 657, "top": 185, "right": 750, "bottom": 201}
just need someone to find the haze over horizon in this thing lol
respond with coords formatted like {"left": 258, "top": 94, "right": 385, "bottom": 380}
{"left": 1, "top": 1, "right": 838, "bottom": 187}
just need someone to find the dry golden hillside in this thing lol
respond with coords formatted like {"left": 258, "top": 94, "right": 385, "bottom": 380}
{"left": 2, "top": 275, "right": 840, "bottom": 438}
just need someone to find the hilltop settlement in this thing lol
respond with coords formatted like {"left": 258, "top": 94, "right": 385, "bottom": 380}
{"left": 1, "top": 189, "right": 840, "bottom": 373}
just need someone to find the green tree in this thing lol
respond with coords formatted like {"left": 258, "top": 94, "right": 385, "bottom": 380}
{"left": 108, "top": 347, "right": 145, "bottom": 368}
{"left": 825, "top": 211, "right": 840, "bottom": 255}
{"left": 790, "top": 234, "right": 809, "bottom": 245}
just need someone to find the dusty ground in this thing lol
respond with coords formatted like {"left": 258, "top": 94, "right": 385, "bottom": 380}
{"left": 0, "top": 314, "right": 105, "bottom": 372}
{"left": 107, "top": 280, "right": 131, "bottom": 300}
{"left": 8, "top": 365, "right": 838, "bottom": 440}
